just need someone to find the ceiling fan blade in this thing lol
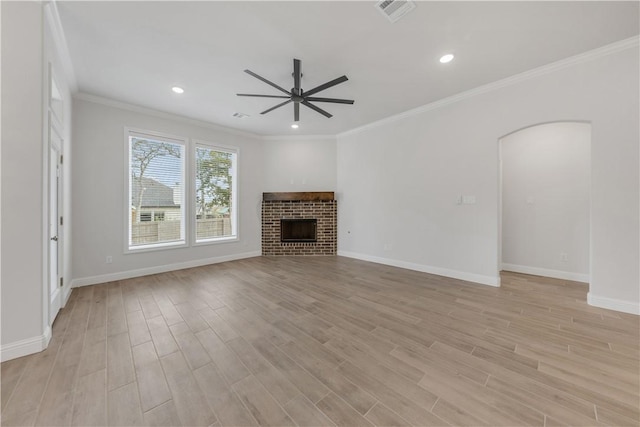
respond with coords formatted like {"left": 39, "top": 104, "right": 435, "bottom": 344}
{"left": 304, "top": 75, "right": 349, "bottom": 97}
{"left": 237, "top": 94, "right": 291, "bottom": 99}
{"left": 294, "top": 102, "right": 300, "bottom": 122}
{"left": 261, "top": 99, "right": 292, "bottom": 115}
{"left": 302, "top": 100, "right": 332, "bottom": 118}
{"left": 244, "top": 69, "right": 290, "bottom": 95}
{"left": 306, "top": 97, "right": 354, "bottom": 104}
{"left": 293, "top": 59, "right": 301, "bottom": 93}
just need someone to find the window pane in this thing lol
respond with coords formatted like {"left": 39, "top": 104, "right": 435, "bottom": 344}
{"left": 195, "top": 146, "right": 237, "bottom": 241}
{"left": 129, "top": 135, "right": 185, "bottom": 248}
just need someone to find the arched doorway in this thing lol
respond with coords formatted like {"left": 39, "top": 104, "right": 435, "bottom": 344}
{"left": 499, "top": 122, "right": 591, "bottom": 285}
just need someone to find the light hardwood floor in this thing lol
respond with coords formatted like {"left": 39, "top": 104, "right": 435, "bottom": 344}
{"left": 2, "top": 256, "right": 639, "bottom": 426}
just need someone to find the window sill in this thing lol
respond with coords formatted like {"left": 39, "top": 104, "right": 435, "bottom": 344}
{"left": 126, "top": 240, "right": 187, "bottom": 254}
{"left": 193, "top": 236, "right": 239, "bottom": 247}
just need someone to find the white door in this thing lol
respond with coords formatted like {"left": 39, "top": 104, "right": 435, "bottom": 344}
{"left": 49, "top": 124, "right": 63, "bottom": 323}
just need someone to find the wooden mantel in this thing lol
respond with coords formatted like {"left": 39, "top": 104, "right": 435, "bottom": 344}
{"left": 263, "top": 192, "right": 334, "bottom": 202}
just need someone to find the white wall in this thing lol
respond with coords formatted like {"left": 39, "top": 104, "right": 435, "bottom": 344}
{"left": 71, "top": 98, "right": 265, "bottom": 285}
{"left": 1, "top": 2, "right": 46, "bottom": 355}
{"left": 337, "top": 43, "right": 639, "bottom": 313}
{"left": 501, "top": 122, "right": 590, "bottom": 282}
{"left": 1, "top": 2, "right": 75, "bottom": 361}
{"left": 44, "top": 2, "right": 75, "bottom": 316}
{"left": 262, "top": 137, "right": 337, "bottom": 192}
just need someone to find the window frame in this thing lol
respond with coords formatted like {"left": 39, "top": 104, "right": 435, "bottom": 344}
{"left": 191, "top": 140, "right": 239, "bottom": 246}
{"left": 124, "top": 127, "right": 188, "bottom": 253}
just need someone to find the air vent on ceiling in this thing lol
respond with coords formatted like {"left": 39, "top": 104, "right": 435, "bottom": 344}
{"left": 375, "top": 0, "right": 416, "bottom": 23}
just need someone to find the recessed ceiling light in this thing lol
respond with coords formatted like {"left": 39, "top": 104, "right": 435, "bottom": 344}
{"left": 291, "top": 124, "right": 299, "bottom": 129}
{"left": 439, "top": 54, "right": 454, "bottom": 64}
{"left": 171, "top": 86, "right": 184, "bottom": 94}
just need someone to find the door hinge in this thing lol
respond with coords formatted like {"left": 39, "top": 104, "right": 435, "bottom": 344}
{"left": 60, "top": 216, "right": 63, "bottom": 226}
{"left": 59, "top": 277, "right": 63, "bottom": 288}
{"left": 60, "top": 155, "right": 63, "bottom": 164}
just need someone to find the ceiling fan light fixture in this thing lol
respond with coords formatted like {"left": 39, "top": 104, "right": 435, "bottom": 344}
{"left": 439, "top": 54, "right": 454, "bottom": 64}
{"left": 171, "top": 86, "right": 185, "bottom": 94}
{"left": 237, "top": 58, "right": 354, "bottom": 122}
{"left": 291, "top": 124, "right": 299, "bottom": 129}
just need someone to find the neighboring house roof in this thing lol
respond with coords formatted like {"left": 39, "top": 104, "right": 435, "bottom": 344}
{"left": 131, "top": 177, "right": 178, "bottom": 208}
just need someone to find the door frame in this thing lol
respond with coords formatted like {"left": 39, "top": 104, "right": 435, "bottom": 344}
{"left": 48, "top": 117, "right": 63, "bottom": 324}
{"left": 45, "top": 61, "right": 66, "bottom": 327}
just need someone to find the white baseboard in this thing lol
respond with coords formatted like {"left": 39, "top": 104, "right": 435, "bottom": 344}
{"left": 338, "top": 251, "right": 500, "bottom": 287}
{"left": 588, "top": 292, "right": 640, "bottom": 315}
{"left": 1, "top": 326, "right": 52, "bottom": 362}
{"left": 501, "top": 263, "right": 589, "bottom": 283}
{"left": 62, "top": 284, "right": 73, "bottom": 307}
{"left": 71, "top": 251, "right": 262, "bottom": 288}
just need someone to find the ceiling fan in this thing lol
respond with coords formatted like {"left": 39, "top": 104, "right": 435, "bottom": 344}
{"left": 237, "top": 58, "right": 354, "bottom": 122}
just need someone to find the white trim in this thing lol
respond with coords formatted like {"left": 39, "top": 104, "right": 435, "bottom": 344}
{"left": 261, "top": 135, "right": 337, "bottom": 141}
{"left": 501, "top": 263, "right": 589, "bottom": 283}
{"left": 338, "top": 36, "right": 640, "bottom": 138}
{"left": 126, "top": 240, "right": 188, "bottom": 254}
{"left": 71, "top": 251, "right": 261, "bottom": 288}
{"left": 125, "top": 127, "right": 189, "bottom": 254}
{"left": 43, "top": 2, "right": 78, "bottom": 92}
{"left": 338, "top": 251, "right": 500, "bottom": 287}
{"left": 75, "top": 92, "right": 261, "bottom": 140}
{"left": 1, "top": 327, "right": 52, "bottom": 363}
{"left": 192, "top": 140, "right": 239, "bottom": 245}
{"left": 192, "top": 236, "right": 239, "bottom": 247}
{"left": 62, "top": 282, "right": 73, "bottom": 308}
{"left": 588, "top": 292, "right": 640, "bottom": 316}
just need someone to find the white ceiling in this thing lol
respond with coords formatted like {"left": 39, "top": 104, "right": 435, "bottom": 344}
{"left": 58, "top": 1, "right": 639, "bottom": 136}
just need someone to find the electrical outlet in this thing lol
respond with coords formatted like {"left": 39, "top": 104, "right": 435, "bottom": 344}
{"left": 106, "top": 256, "right": 113, "bottom": 264}
{"left": 560, "top": 252, "right": 568, "bottom": 262}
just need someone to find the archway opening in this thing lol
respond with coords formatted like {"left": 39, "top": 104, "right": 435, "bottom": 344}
{"left": 499, "top": 122, "right": 591, "bottom": 286}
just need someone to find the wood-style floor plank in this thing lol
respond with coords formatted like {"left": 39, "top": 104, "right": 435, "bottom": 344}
{"left": 132, "top": 341, "right": 172, "bottom": 413}
{"left": 315, "top": 392, "right": 375, "bottom": 427}
{"left": 70, "top": 369, "right": 107, "bottom": 426}
{"left": 1, "top": 257, "right": 638, "bottom": 427}
{"left": 193, "top": 362, "right": 258, "bottom": 426}
{"left": 107, "top": 381, "right": 144, "bottom": 426}
{"left": 142, "top": 400, "right": 182, "bottom": 427}
{"left": 283, "top": 395, "right": 337, "bottom": 426}
{"left": 160, "top": 350, "right": 217, "bottom": 426}
{"left": 231, "top": 375, "right": 295, "bottom": 426}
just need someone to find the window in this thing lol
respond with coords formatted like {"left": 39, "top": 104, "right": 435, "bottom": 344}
{"left": 195, "top": 144, "right": 238, "bottom": 242}
{"left": 128, "top": 130, "right": 186, "bottom": 250}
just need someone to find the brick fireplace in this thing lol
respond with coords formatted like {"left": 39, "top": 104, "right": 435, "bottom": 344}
{"left": 262, "top": 192, "right": 337, "bottom": 256}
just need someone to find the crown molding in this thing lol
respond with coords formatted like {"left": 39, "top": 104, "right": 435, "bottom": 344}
{"left": 44, "top": 1, "right": 78, "bottom": 92}
{"left": 73, "top": 92, "right": 336, "bottom": 141}
{"left": 261, "top": 134, "right": 337, "bottom": 141}
{"left": 73, "top": 92, "right": 263, "bottom": 140}
{"left": 338, "top": 36, "right": 640, "bottom": 138}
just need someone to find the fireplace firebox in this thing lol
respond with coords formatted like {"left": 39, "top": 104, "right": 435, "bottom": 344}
{"left": 281, "top": 219, "right": 317, "bottom": 242}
